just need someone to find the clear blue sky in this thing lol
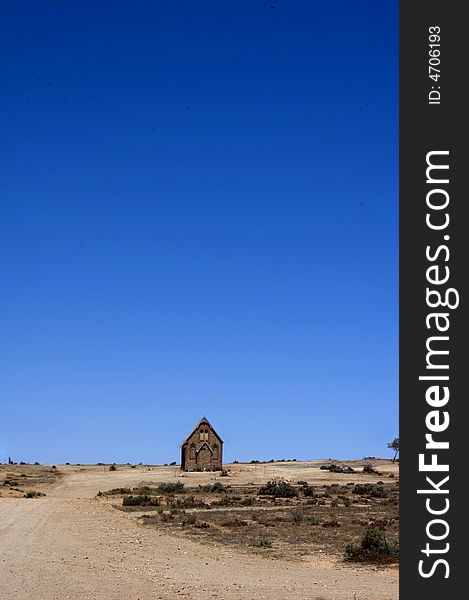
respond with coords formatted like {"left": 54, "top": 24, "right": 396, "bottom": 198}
{"left": 0, "top": 1, "right": 398, "bottom": 465}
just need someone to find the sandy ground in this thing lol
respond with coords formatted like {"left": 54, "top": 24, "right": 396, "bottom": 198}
{"left": 0, "top": 461, "right": 399, "bottom": 600}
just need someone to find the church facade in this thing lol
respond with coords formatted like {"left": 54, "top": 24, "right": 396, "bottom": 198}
{"left": 180, "top": 417, "right": 223, "bottom": 471}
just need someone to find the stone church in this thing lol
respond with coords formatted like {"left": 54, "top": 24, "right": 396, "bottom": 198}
{"left": 180, "top": 416, "right": 223, "bottom": 471}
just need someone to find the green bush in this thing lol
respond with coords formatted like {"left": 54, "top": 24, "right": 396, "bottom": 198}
{"left": 198, "top": 482, "right": 227, "bottom": 493}
{"left": 353, "top": 484, "right": 387, "bottom": 498}
{"left": 258, "top": 480, "right": 297, "bottom": 498}
{"left": 122, "top": 495, "right": 160, "bottom": 507}
{"left": 345, "top": 527, "right": 399, "bottom": 563}
{"left": 157, "top": 481, "right": 185, "bottom": 494}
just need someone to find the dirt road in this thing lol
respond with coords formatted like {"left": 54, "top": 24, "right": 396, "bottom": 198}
{"left": 0, "top": 464, "right": 398, "bottom": 600}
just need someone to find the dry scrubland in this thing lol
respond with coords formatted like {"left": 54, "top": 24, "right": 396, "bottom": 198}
{"left": 0, "top": 460, "right": 399, "bottom": 600}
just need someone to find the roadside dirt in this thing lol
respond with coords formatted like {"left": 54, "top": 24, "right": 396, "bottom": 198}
{"left": 0, "top": 461, "right": 398, "bottom": 599}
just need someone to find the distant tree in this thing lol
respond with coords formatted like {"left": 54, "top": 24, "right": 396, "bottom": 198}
{"left": 387, "top": 438, "right": 399, "bottom": 461}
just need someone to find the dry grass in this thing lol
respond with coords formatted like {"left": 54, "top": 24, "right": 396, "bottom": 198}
{"left": 100, "top": 476, "right": 399, "bottom": 563}
{"left": 0, "top": 464, "right": 62, "bottom": 498}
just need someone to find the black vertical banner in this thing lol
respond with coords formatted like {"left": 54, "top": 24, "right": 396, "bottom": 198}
{"left": 400, "top": 2, "right": 466, "bottom": 598}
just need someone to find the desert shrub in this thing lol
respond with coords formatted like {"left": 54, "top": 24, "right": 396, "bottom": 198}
{"left": 194, "top": 520, "right": 210, "bottom": 528}
{"left": 309, "top": 516, "right": 321, "bottom": 526}
{"left": 109, "top": 465, "right": 117, "bottom": 471}
{"left": 182, "top": 513, "right": 197, "bottom": 526}
{"left": 362, "top": 464, "right": 381, "bottom": 475}
{"left": 220, "top": 470, "right": 230, "bottom": 477}
{"left": 198, "top": 482, "right": 227, "bottom": 493}
{"left": 160, "top": 512, "right": 174, "bottom": 522}
{"left": 122, "top": 495, "right": 160, "bottom": 507}
{"left": 345, "top": 527, "right": 399, "bottom": 563}
{"left": 211, "top": 495, "right": 236, "bottom": 507}
{"left": 258, "top": 480, "right": 297, "bottom": 498}
{"left": 176, "top": 495, "right": 204, "bottom": 509}
{"left": 254, "top": 538, "right": 272, "bottom": 548}
{"left": 24, "top": 491, "right": 46, "bottom": 498}
{"left": 241, "top": 496, "right": 254, "bottom": 506}
{"left": 256, "top": 513, "right": 279, "bottom": 527}
{"left": 157, "top": 481, "right": 185, "bottom": 494}
{"left": 291, "top": 508, "right": 305, "bottom": 524}
{"left": 353, "top": 484, "right": 387, "bottom": 498}
{"left": 134, "top": 485, "right": 157, "bottom": 495}
{"left": 302, "top": 484, "right": 315, "bottom": 497}
{"left": 321, "top": 463, "right": 355, "bottom": 474}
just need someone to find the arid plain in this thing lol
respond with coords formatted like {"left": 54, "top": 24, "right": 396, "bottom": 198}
{"left": 0, "top": 460, "right": 398, "bottom": 600}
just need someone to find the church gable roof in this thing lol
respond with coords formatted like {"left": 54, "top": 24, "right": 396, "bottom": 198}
{"left": 180, "top": 416, "right": 223, "bottom": 446}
